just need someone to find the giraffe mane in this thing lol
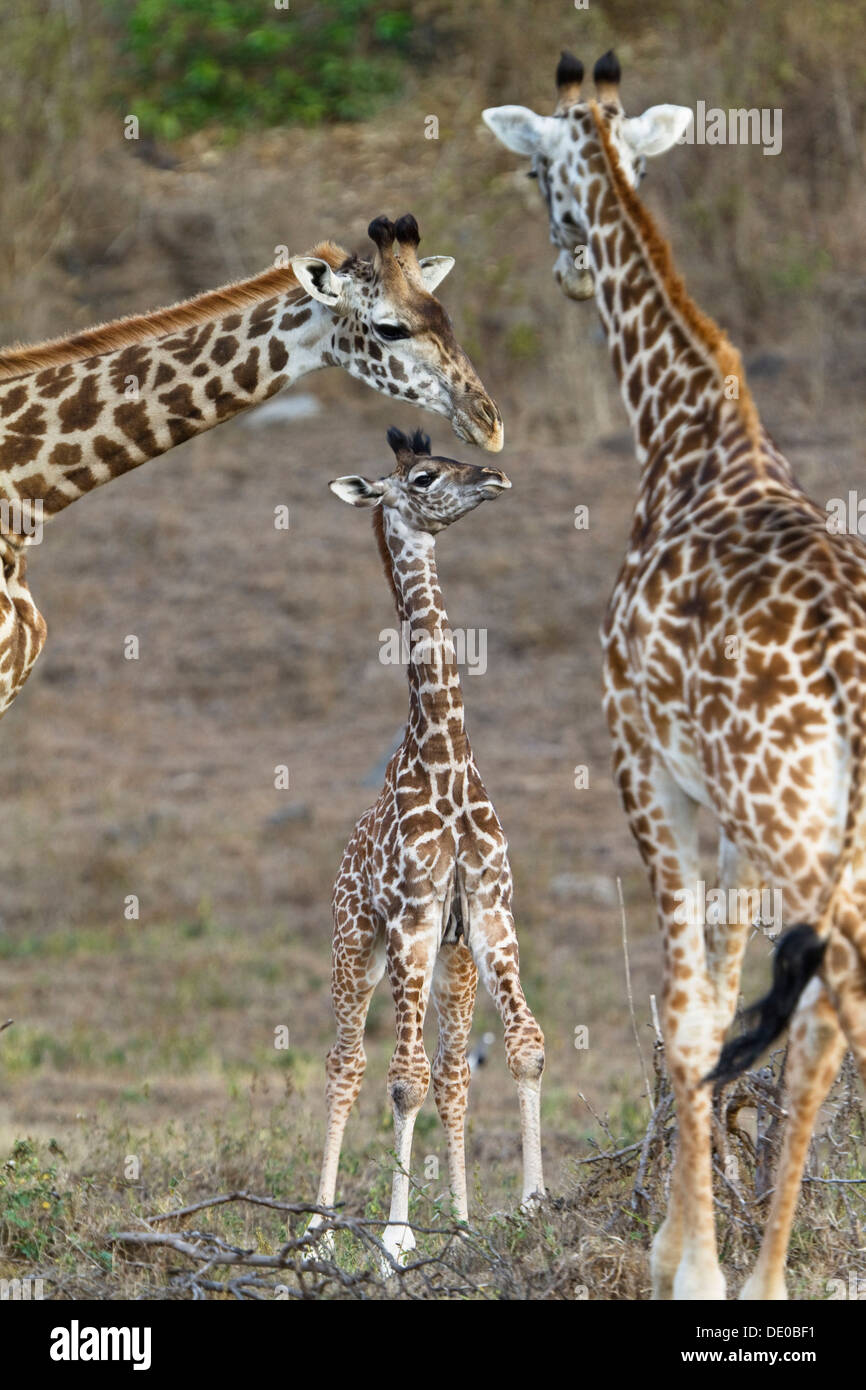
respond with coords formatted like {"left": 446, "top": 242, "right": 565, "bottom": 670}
{"left": 372, "top": 506, "right": 402, "bottom": 612}
{"left": 588, "top": 101, "right": 761, "bottom": 449}
{"left": 0, "top": 240, "right": 350, "bottom": 382}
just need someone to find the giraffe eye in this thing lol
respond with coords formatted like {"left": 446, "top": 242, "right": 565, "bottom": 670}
{"left": 412, "top": 472, "right": 437, "bottom": 489}
{"left": 373, "top": 322, "right": 411, "bottom": 342}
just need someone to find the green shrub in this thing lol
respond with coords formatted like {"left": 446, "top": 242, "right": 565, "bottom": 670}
{"left": 0, "top": 1139, "right": 67, "bottom": 1262}
{"left": 106, "top": 0, "right": 417, "bottom": 138}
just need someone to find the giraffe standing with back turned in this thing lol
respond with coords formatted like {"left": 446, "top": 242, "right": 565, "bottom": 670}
{"left": 310, "top": 427, "right": 545, "bottom": 1267}
{"left": 484, "top": 51, "right": 866, "bottom": 1299}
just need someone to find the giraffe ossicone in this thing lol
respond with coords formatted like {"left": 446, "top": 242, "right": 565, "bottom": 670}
{"left": 308, "top": 427, "right": 545, "bottom": 1271}
{"left": 485, "top": 49, "right": 866, "bottom": 1302}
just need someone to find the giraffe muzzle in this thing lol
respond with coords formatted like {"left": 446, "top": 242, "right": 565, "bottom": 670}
{"left": 553, "top": 249, "right": 595, "bottom": 301}
{"left": 480, "top": 469, "right": 511, "bottom": 497}
{"left": 453, "top": 395, "right": 504, "bottom": 453}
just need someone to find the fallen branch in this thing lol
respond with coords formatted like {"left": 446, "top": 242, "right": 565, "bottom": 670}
{"left": 110, "top": 1196, "right": 502, "bottom": 1301}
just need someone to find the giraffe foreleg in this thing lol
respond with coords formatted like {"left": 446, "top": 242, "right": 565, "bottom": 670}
{"left": 430, "top": 940, "right": 478, "bottom": 1222}
{"left": 308, "top": 905, "right": 385, "bottom": 1252}
{"left": 468, "top": 903, "right": 545, "bottom": 1206}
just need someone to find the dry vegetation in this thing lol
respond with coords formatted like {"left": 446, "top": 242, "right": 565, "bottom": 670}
{"left": 0, "top": 0, "right": 864, "bottom": 1299}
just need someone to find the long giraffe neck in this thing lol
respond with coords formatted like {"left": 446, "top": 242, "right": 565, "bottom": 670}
{"left": 375, "top": 508, "right": 467, "bottom": 766}
{"left": 586, "top": 104, "right": 767, "bottom": 482}
{"left": 0, "top": 266, "right": 339, "bottom": 526}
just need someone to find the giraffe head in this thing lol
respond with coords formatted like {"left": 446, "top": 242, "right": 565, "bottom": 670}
{"left": 292, "top": 215, "right": 503, "bottom": 452}
{"left": 482, "top": 51, "right": 692, "bottom": 301}
{"left": 329, "top": 427, "right": 510, "bottom": 533}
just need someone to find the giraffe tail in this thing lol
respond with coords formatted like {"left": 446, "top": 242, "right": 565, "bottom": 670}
{"left": 703, "top": 923, "right": 827, "bottom": 1086}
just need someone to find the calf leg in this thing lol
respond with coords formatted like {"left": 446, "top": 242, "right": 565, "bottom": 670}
{"left": 309, "top": 905, "right": 385, "bottom": 1247}
{"left": 382, "top": 910, "right": 440, "bottom": 1267}
{"left": 430, "top": 940, "right": 478, "bottom": 1221}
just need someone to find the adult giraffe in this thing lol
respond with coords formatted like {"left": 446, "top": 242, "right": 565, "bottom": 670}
{"left": 483, "top": 51, "right": 866, "bottom": 1300}
{"left": 0, "top": 213, "right": 502, "bottom": 714}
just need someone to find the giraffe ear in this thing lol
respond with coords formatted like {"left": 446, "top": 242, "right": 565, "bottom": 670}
{"left": 417, "top": 256, "right": 454, "bottom": 292}
{"left": 621, "top": 105, "right": 693, "bottom": 158}
{"left": 482, "top": 105, "right": 558, "bottom": 156}
{"left": 329, "top": 476, "right": 384, "bottom": 508}
{"left": 291, "top": 257, "right": 351, "bottom": 309}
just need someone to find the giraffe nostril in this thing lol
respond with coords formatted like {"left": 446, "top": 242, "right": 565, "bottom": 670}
{"left": 481, "top": 468, "right": 511, "bottom": 492}
{"left": 453, "top": 392, "right": 504, "bottom": 451}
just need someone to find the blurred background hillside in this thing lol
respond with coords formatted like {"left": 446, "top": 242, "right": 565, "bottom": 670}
{"left": 0, "top": 0, "right": 864, "bottom": 1298}
{"left": 2, "top": 0, "right": 866, "bottom": 430}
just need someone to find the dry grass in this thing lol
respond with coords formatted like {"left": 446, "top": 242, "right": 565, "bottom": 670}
{"left": 2, "top": 1041, "right": 862, "bottom": 1300}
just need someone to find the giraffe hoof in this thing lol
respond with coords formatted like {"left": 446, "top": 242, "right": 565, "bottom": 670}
{"left": 303, "top": 1220, "right": 337, "bottom": 1263}
{"left": 673, "top": 1264, "right": 727, "bottom": 1300}
{"left": 739, "top": 1273, "right": 788, "bottom": 1301}
{"left": 519, "top": 1189, "right": 545, "bottom": 1215}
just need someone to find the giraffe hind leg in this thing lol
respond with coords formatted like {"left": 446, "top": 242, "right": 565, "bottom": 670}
{"left": 739, "top": 976, "right": 846, "bottom": 1300}
{"left": 739, "top": 908, "right": 866, "bottom": 1300}
{"left": 706, "top": 923, "right": 828, "bottom": 1085}
{"left": 705, "top": 834, "right": 756, "bottom": 1040}
{"left": 615, "top": 756, "right": 723, "bottom": 1299}
{"left": 430, "top": 939, "right": 478, "bottom": 1221}
{"left": 468, "top": 903, "right": 545, "bottom": 1205}
{"left": 381, "top": 910, "right": 440, "bottom": 1271}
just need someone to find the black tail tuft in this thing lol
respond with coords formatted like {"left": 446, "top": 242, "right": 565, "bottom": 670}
{"left": 704, "top": 924, "right": 827, "bottom": 1087}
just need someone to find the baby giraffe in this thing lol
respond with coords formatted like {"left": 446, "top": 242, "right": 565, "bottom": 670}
{"left": 311, "top": 427, "right": 545, "bottom": 1267}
